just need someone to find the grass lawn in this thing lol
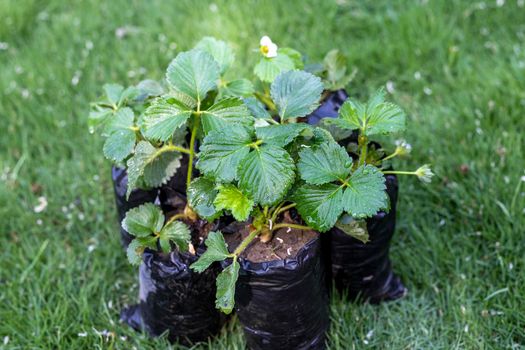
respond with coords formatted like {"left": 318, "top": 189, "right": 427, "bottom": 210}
{"left": 1, "top": 0, "right": 524, "bottom": 348}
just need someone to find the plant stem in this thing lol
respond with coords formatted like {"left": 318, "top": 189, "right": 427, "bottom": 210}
{"left": 186, "top": 111, "right": 200, "bottom": 191}
{"left": 382, "top": 150, "right": 398, "bottom": 161}
{"left": 165, "top": 213, "right": 186, "bottom": 226}
{"left": 382, "top": 170, "right": 416, "bottom": 175}
{"left": 165, "top": 144, "right": 191, "bottom": 155}
{"left": 321, "top": 90, "right": 331, "bottom": 102}
{"left": 276, "top": 203, "right": 296, "bottom": 215}
{"left": 358, "top": 134, "right": 368, "bottom": 166}
{"left": 254, "top": 91, "right": 277, "bottom": 112}
{"left": 233, "top": 228, "right": 261, "bottom": 256}
{"left": 271, "top": 223, "right": 312, "bottom": 232}
{"left": 249, "top": 139, "right": 263, "bottom": 149}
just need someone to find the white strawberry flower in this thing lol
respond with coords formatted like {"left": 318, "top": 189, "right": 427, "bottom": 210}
{"left": 394, "top": 139, "right": 412, "bottom": 156}
{"left": 415, "top": 164, "right": 434, "bottom": 183}
{"left": 260, "top": 35, "right": 278, "bottom": 58}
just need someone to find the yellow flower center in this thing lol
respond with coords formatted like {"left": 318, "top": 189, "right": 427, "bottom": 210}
{"left": 260, "top": 45, "right": 269, "bottom": 55}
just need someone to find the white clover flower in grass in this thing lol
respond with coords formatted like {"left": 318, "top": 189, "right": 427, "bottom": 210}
{"left": 394, "top": 139, "right": 412, "bottom": 156}
{"left": 260, "top": 36, "right": 278, "bottom": 58}
{"left": 415, "top": 164, "right": 434, "bottom": 183}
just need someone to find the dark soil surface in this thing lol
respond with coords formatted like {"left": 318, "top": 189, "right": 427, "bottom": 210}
{"left": 224, "top": 212, "right": 318, "bottom": 263}
{"left": 164, "top": 193, "right": 216, "bottom": 249}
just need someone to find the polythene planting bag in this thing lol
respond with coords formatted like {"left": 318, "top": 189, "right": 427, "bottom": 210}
{"left": 111, "top": 166, "right": 158, "bottom": 248}
{"left": 305, "top": 89, "right": 348, "bottom": 124}
{"left": 120, "top": 247, "right": 226, "bottom": 345}
{"left": 329, "top": 174, "right": 407, "bottom": 303}
{"left": 235, "top": 236, "right": 330, "bottom": 350}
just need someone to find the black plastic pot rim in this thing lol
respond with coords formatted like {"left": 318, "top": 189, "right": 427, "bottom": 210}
{"left": 237, "top": 236, "right": 319, "bottom": 274}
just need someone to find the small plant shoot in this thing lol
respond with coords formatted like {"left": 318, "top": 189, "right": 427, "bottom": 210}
{"left": 123, "top": 203, "right": 191, "bottom": 265}
{"left": 311, "top": 49, "right": 357, "bottom": 92}
{"left": 90, "top": 37, "right": 259, "bottom": 264}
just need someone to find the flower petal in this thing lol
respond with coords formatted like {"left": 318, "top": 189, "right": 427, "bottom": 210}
{"left": 267, "top": 42, "right": 278, "bottom": 57}
{"left": 260, "top": 35, "right": 272, "bottom": 46}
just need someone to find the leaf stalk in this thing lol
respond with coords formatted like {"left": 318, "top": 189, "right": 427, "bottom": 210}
{"left": 232, "top": 228, "right": 262, "bottom": 256}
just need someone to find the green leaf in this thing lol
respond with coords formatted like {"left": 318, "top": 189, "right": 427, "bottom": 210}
{"left": 190, "top": 231, "right": 230, "bottom": 273}
{"left": 119, "top": 86, "right": 140, "bottom": 105}
{"left": 104, "top": 83, "right": 124, "bottom": 105}
{"left": 255, "top": 123, "right": 311, "bottom": 147}
{"left": 238, "top": 144, "right": 295, "bottom": 206}
{"left": 142, "top": 148, "right": 182, "bottom": 188}
{"left": 322, "top": 49, "right": 355, "bottom": 91}
{"left": 279, "top": 47, "right": 304, "bottom": 69}
{"left": 335, "top": 214, "right": 369, "bottom": 243}
{"left": 254, "top": 54, "right": 295, "bottom": 83}
{"left": 243, "top": 97, "right": 271, "bottom": 119}
{"left": 188, "top": 177, "right": 221, "bottom": 220}
{"left": 327, "top": 99, "right": 365, "bottom": 131}
{"left": 122, "top": 203, "right": 164, "bottom": 237}
{"left": 294, "top": 183, "right": 344, "bottom": 232}
{"left": 297, "top": 142, "right": 352, "bottom": 185}
{"left": 102, "top": 108, "right": 136, "bottom": 161}
{"left": 127, "top": 237, "right": 157, "bottom": 265}
{"left": 364, "top": 89, "right": 406, "bottom": 136}
{"left": 104, "top": 107, "right": 134, "bottom": 135}
{"left": 342, "top": 165, "right": 388, "bottom": 218}
{"left": 328, "top": 89, "right": 405, "bottom": 136}
{"left": 318, "top": 118, "right": 353, "bottom": 142}
{"left": 166, "top": 50, "right": 220, "bottom": 102}
{"left": 126, "top": 239, "right": 145, "bottom": 265}
{"left": 126, "top": 142, "right": 181, "bottom": 197}
{"left": 195, "top": 37, "right": 235, "bottom": 75}
{"left": 103, "top": 129, "right": 136, "bottom": 162}
{"left": 324, "top": 50, "right": 346, "bottom": 84}
{"left": 312, "top": 127, "right": 336, "bottom": 144}
{"left": 142, "top": 98, "right": 192, "bottom": 142}
{"left": 222, "top": 79, "right": 254, "bottom": 97}
{"left": 215, "top": 259, "right": 240, "bottom": 314}
{"left": 214, "top": 184, "right": 254, "bottom": 221}
{"left": 88, "top": 106, "right": 113, "bottom": 129}
{"left": 197, "top": 126, "right": 252, "bottom": 182}
{"left": 136, "top": 79, "right": 165, "bottom": 99}
{"left": 201, "top": 97, "right": 253, "bottom": 135}
{"left": 271, "top": 70, "right": 323, "bottom": 120}
{"left": 159, "top": 220, "right": 191, "bottom": 253}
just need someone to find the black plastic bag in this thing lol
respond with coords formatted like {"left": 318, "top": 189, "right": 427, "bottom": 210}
{"left": 329, "top": 174, "right": 407, "bottom": 303}
{"left": 234, "top": 236, "right": 330, "bottom": 350}
{"left": 305, "top": 89, "right": 348, "bottom": 124}
{"left": 120, "top": 247, "right": 225, "bottom": 345}
{"left": 111, "top": 166, "right": 158, "bottom": 248}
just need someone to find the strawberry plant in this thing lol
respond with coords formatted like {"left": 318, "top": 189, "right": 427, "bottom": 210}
{"left": 89, "top": 37, "right": 258, "bottom": 262}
